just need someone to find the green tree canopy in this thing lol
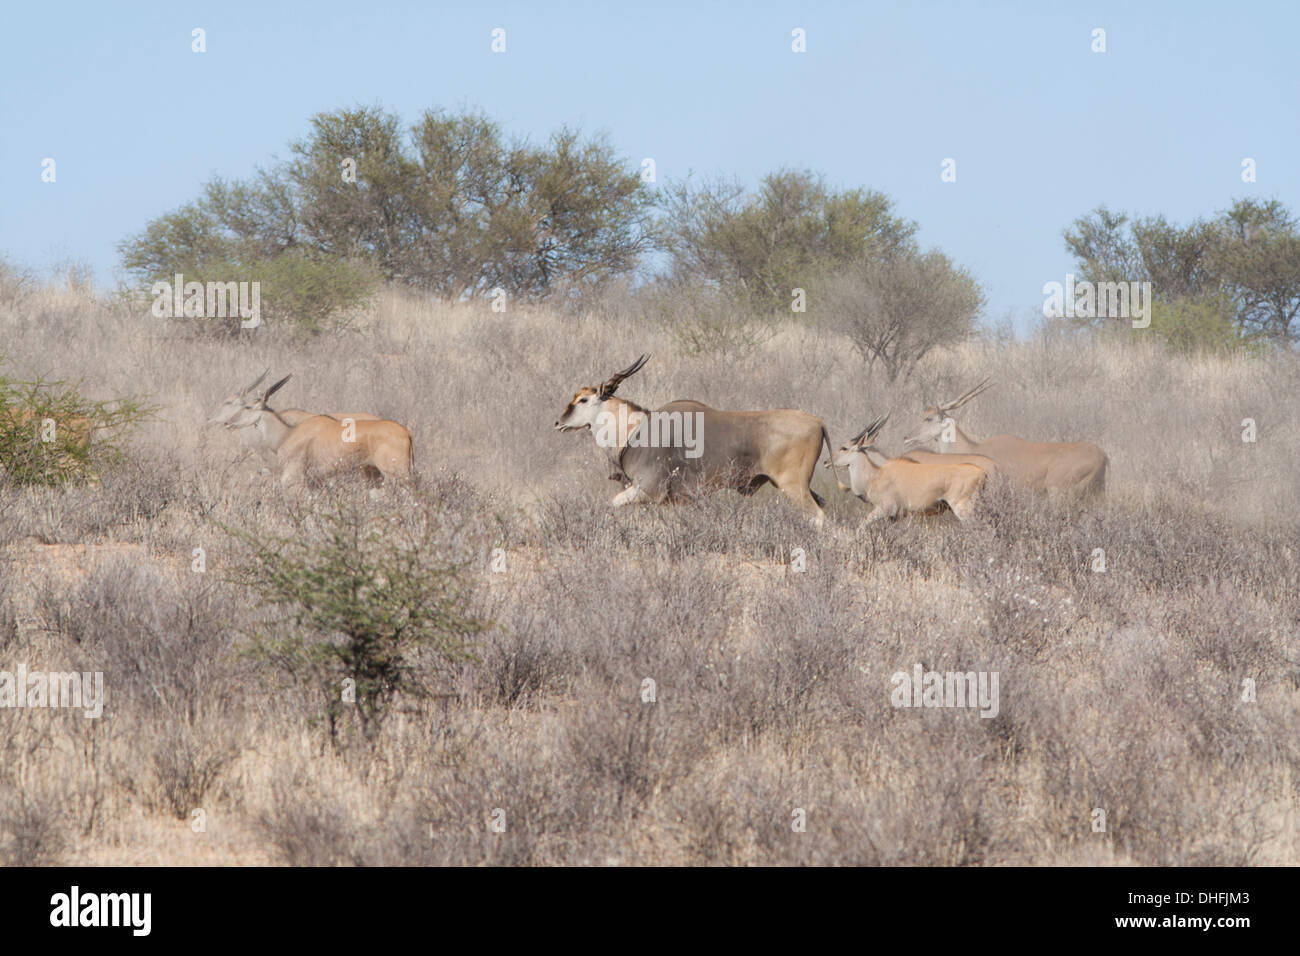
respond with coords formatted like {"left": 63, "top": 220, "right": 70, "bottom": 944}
{"left": 1064, "top": 198, "right": 1300, "bottom": 346}
{"left": 659, "top": 169, "right": 918, "bottom": 313}
{"left": 119, "top": 105, "right": 658, "bottom": 311}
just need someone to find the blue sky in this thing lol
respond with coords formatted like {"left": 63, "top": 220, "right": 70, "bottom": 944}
{"left": 2, "top": 0, "right": 1296, "bottom": 328}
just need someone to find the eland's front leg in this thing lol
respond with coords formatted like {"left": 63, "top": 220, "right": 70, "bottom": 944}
{"left": 862, "top": 504, "right": 891, "bottom": 525}
{"left": 611, "top": 485, "right": 651, "bottom": 507}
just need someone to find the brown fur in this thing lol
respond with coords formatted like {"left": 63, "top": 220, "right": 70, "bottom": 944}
{"left": 274, "top": 413, "right": 412, "bottom": 489}
{"left": 835, "top": 419, "right": 988, "bottom": 522}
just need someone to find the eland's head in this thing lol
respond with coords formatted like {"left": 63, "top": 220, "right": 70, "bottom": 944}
{"left": 554, "top": 354, "right": 649, "bottom": 432}
{"left": 213, "top": 373, "right": 292, "bottom": 434}
{"left": 903, "top": 378, "right": 990, "bottom": 449}
{"left": 828, "top": 413, "right": 890, "bottom": 470}
{"left": 208, "top": 369, "right": 270, "bottom": 426}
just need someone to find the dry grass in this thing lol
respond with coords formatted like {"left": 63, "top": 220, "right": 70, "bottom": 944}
{"left": 0, "top": 279, "right": 1296, "bottom": 865}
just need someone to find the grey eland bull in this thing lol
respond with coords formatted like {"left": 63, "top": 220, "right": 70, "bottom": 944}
{"left": 554, "top": 355, "right": 834, "bottom": 525}
{"left": 902, "top": 379, "right": 1108, "bottom": 497}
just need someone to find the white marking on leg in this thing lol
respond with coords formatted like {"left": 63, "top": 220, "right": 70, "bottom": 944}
{"left": 612, "top": 486, "right": 647, "bottom": 507}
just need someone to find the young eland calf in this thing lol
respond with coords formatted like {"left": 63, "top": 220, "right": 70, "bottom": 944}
{"left": 829, "top": 413, "right": 988, "bottom": 523}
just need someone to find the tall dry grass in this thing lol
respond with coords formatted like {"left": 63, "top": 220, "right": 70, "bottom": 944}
{"left": 0, "top": 276, "right": 1296, "bottom": 865}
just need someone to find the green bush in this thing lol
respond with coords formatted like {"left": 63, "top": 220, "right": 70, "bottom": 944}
{"left": 138, "top": 251, "right": 376, "bottom": 337}
{"left": 254, "top": 251, "right": 377, "bottom": 335}
{"left": 233, "top": 499, "right": 487, "bottom": 746}
{"left": 0, "top": 361, "right": 156, "bottom": 486}
{"left": 1140, "top": 297, "right": 1251, "bottom": 354}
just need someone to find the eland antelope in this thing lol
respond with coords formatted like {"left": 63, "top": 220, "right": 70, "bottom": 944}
{"left": 902, "top": 379, "right": 1108, "bottom": 497}
{"left": 829, "top": 413, "right": 987, "bottom": 522}
{"left": 554, "top": 355, "right": 834, "bottom": 525}
{"left": 220, "top": 375, "right": 412, "bottom": 489}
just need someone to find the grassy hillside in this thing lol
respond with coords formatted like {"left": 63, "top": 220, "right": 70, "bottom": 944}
{"left": 1, "top": 277, "right": 1296, "bottom": 865}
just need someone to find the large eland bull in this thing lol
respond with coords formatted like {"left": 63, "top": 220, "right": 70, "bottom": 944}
{"left": 554, "top": 355, "right": 833, "bottom": 525}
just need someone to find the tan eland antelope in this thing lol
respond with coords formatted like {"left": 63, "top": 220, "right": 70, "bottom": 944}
{"left": 902, "top": 379, "right": 1108, "bottom": 497}
{"left": 554, "top": 355, "right": 834, "bottom": 525}
{"left": 829, "top": 413, "right": 987, "bottom": 522}
{"left": 221, "top": 375, "right": 412, "bottom": 489}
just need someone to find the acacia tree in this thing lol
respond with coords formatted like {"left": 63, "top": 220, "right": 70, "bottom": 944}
{"left": 1062, "top": 205, "right": 1138, "bottom": 286}
{"left": 1209, "top": 199, "right": 1300, "bottom": 343}
{"left": 1064, "top": 199, "right": 1300, "bottom": 346}
{"left": 276, "top": 105, "right": 657, "bottom": 298}
{"left": 820, "top": 252, "right": 984, "bottom": 382}
{"left": 120, "top": 105, "right": 657, "bottom": 311}
{"left": 286, "top": 107, "right": 419, "bottom": 279}
{"left": 659, "top": 169, "right": 917, "bottom": 313}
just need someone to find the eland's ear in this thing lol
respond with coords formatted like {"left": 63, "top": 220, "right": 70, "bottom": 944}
{"left": 262, "top": 374, "right": 292, "bottom": 405}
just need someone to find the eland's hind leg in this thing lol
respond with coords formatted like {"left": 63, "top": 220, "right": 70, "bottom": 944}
{"left": 949, "top": 497, "right": 976, "bottom": 521}
{"left": 773, "top": 475, "right": 826, "bottom": 528}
